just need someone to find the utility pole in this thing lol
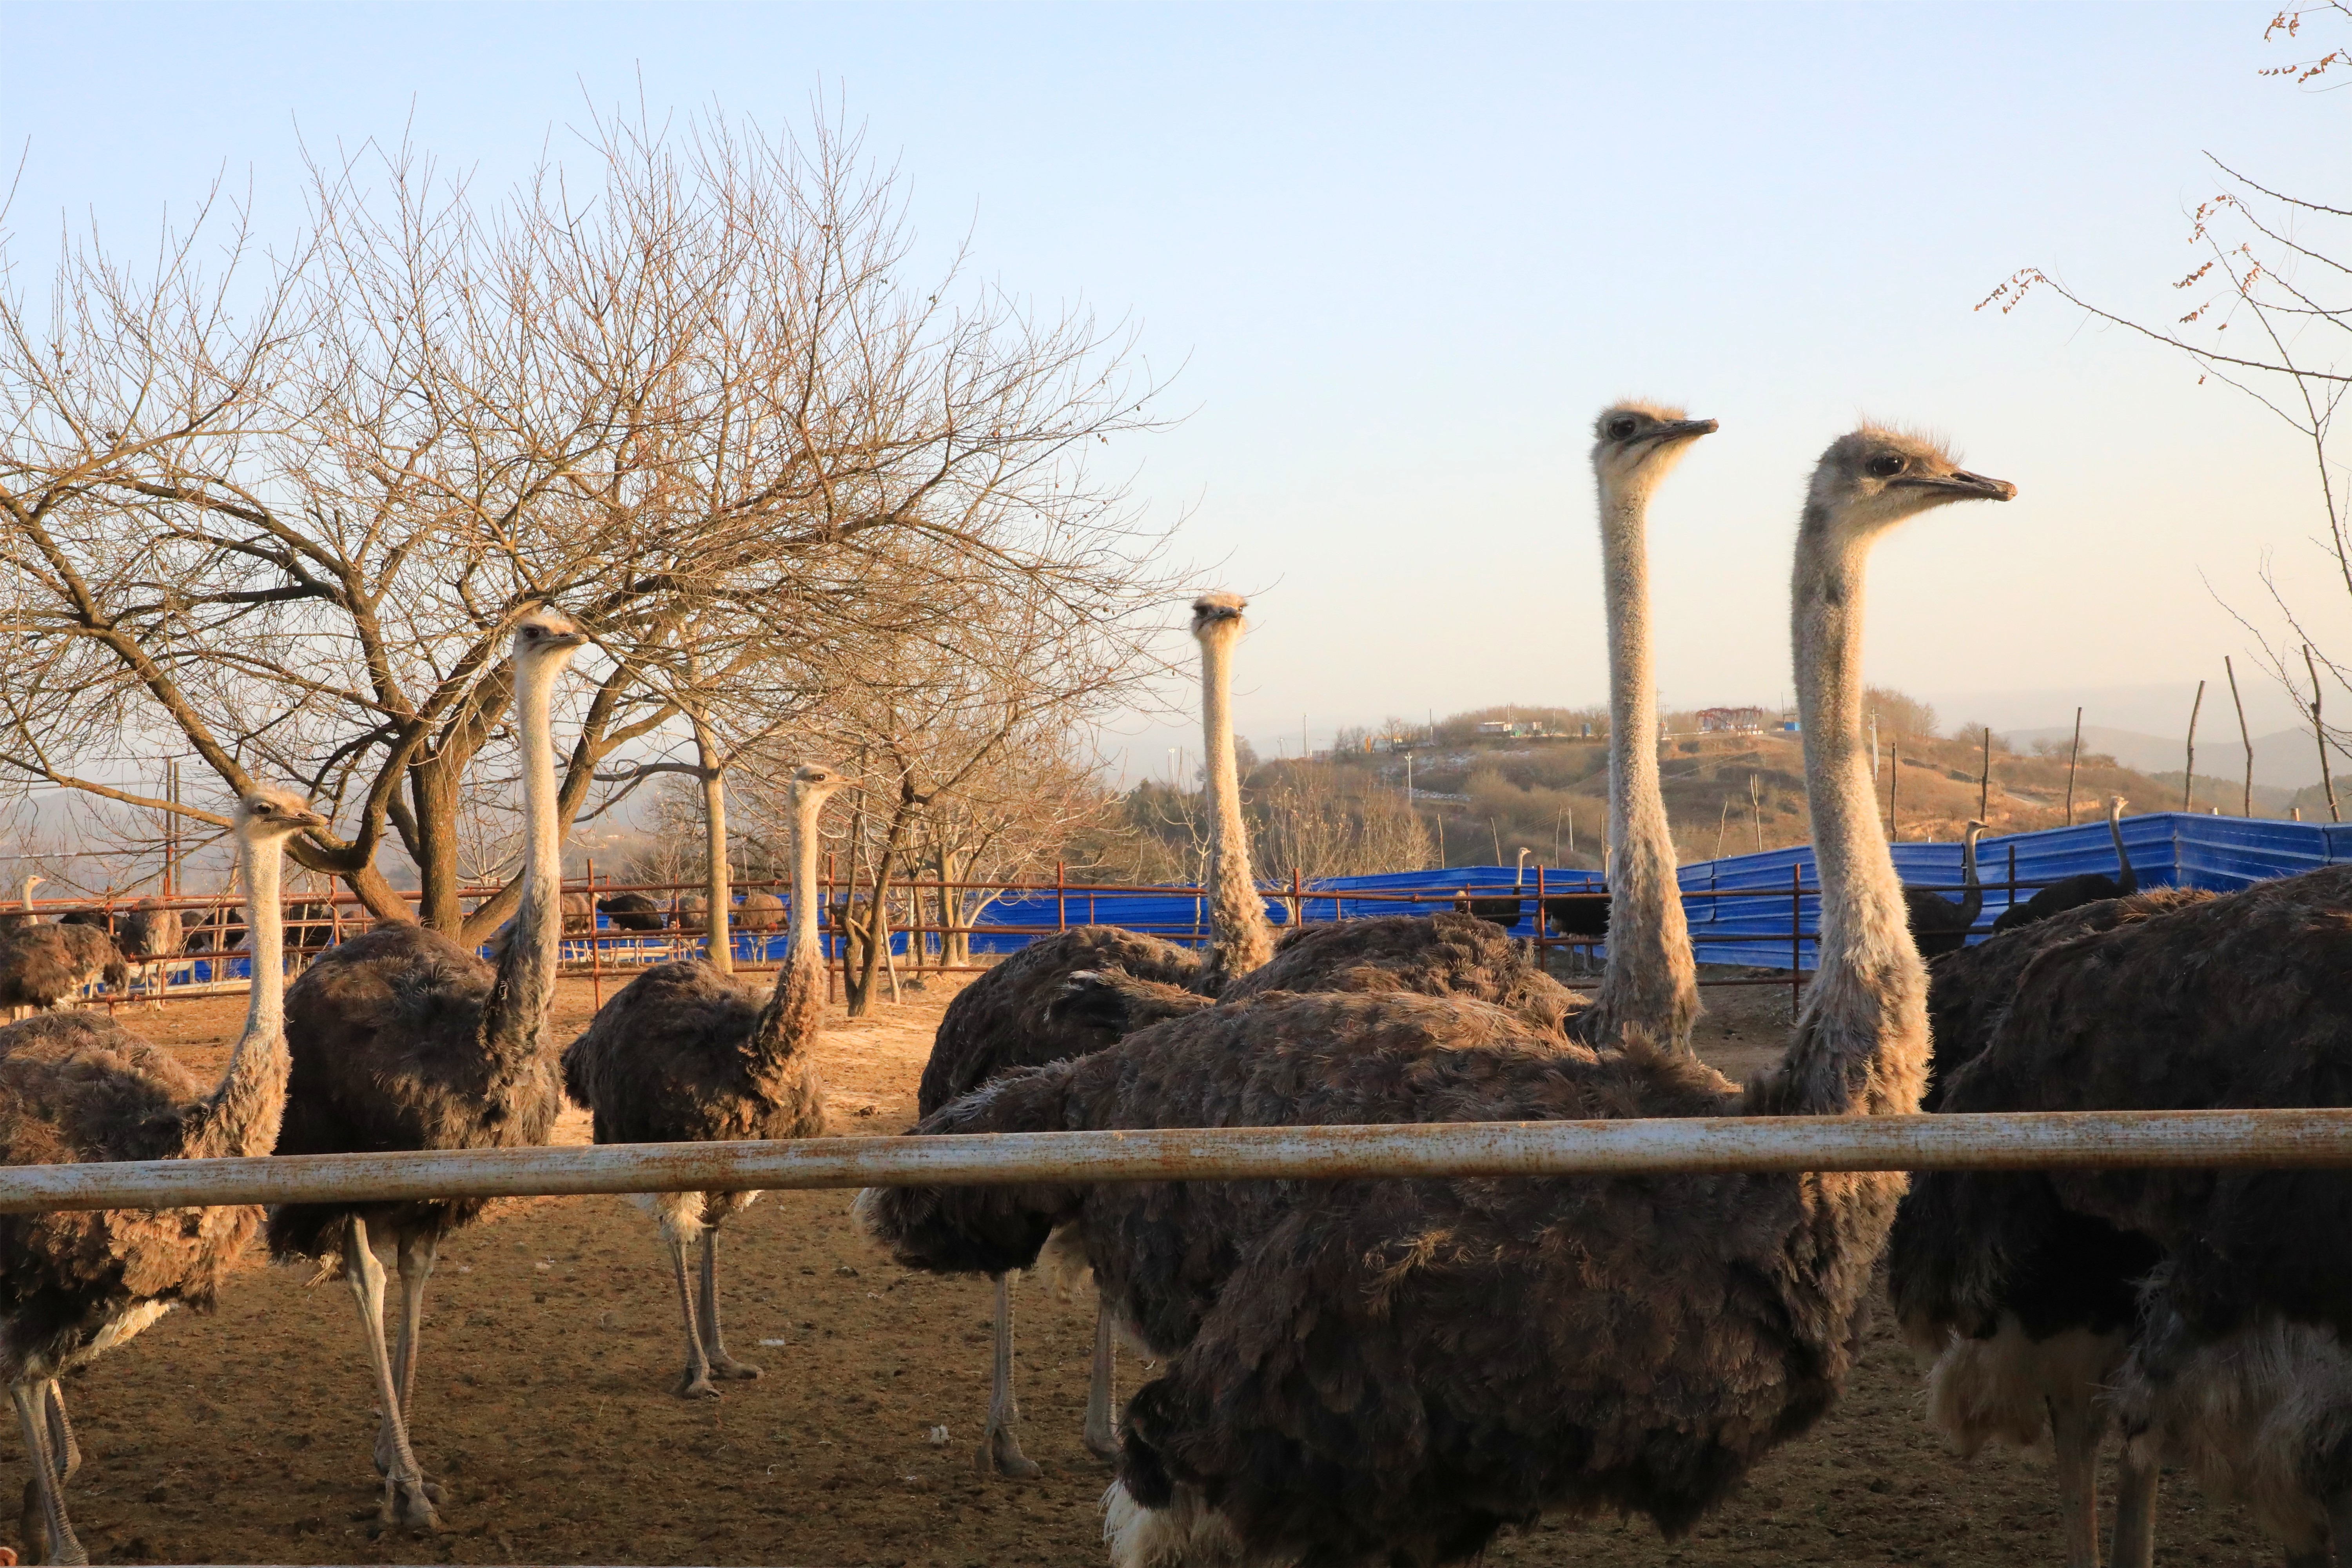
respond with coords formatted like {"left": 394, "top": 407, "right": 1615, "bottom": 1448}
{"left": 2064, "top": 707, "right": 2083, "bottom": 824}
{"left": 1978, "top": 727, "right": 1991, "bottom": 822}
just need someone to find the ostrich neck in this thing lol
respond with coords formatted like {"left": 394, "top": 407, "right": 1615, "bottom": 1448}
{"left": 479, "top": 651, "right": 564, "bottom": 1066}
{"left": 1199, "top": 628, "right": 1273, "bottom": 985}
{"left": 1583, "top": 477, "right": 1699, "bottom": 1053}
{"left": 1766, "top": 515, "right": 1927, "bottom": 1118}
{"left": 2109, "top": 806, "right": 2136, "bottom": 891}
{"left": 750, "top": 789, "right": 827, "bottom": 1069}
{"left": 185, "top": 831, "right": 289, "bottom": 1160}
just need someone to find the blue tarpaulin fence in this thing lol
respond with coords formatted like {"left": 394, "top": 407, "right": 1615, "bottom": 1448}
{"left": 138, "top": 812, "right": 2351, "bottom": 993}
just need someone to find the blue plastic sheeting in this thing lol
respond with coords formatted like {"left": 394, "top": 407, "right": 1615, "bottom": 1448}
{"left": 153, "top": 813, "right": 2341, "bottom": 991}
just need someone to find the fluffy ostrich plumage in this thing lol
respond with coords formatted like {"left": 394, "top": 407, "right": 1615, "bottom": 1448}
{"left": 1218, "top": 911, "right": 1583, "bottom": 1036}
{"left": 1896, "top": 867, "right": 2352, "bottom": 1556}
{"left": 562, "top": 959, "right": 826, "bottom": 1220}
{"left": 597, "top": 892, "right": 667, "bottom": 932}
{"left": 737, "top": 889, "right": 785, "bottom": 932}
{"left": 0, "top": 924, "right": 129, "bottom": 1011}
{"left": 266, "top": 923, "right": 566, "bottom": 1261}
{"left": 863, "top": 987, "right": 1905, "bottom": 1562}
{"left": 917, "top": 924, "right": 1205, "bottom": 1118}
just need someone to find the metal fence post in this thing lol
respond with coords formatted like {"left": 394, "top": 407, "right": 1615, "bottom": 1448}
{"left": 1056, "top": 861, "right": 1067, "bottom": 933}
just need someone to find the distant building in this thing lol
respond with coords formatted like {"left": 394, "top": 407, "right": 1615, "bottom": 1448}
{"left": 1697, "top": 706, "right": 1769, "bottom": 734}
{"left": 1475, "top": 719, "right": 1550, "bottom": 739}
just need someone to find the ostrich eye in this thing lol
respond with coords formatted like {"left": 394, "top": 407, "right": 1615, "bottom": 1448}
{"left": 1866, "top": 454, "right": 1905, "bottom": 479}
{"left": 1608, "top": 417, "right": 1639, "bottom": 441}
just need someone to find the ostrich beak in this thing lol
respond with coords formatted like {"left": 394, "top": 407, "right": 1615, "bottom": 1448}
{"left": 1648, "top": 417, "right": 1719, "bottom": 445}
{"left": 1895, "top": 468, "right": 2016, "bottom": 501}
{"left": 292, "top": 809, "right": 331, "bottom": 832}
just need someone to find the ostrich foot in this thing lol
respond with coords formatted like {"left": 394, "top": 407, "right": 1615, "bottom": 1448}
{"left": 378, "top": 1474, "right": 440, "bottom": 1532}
{"left": 977, "top": 1421, "right": 1041, "bottom": 1480}
{"left": 705, "top": 1352, "right": 762, "bottom": 1382}
{"left": 1083, "top": 1422, "right": 1120, "bottom": 1463}
{"left": 677, "top": 1368, "right": 721, "bottom": 1400}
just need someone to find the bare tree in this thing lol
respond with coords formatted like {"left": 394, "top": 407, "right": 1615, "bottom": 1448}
{"left": 0, "top": 105, "right": 1174, "bottom": 939}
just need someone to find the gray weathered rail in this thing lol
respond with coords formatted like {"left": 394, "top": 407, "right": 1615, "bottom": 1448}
{"left": 0, "top": 1109, "right": 2348, "bottom": 1214}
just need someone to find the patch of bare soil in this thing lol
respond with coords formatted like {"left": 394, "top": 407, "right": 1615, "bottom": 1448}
{"left": 1, "top": 971, "right": 2267, "bottom": 1565}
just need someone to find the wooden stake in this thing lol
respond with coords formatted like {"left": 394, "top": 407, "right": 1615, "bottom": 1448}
{"left": 2226, "top": 656, "right": 2254, "bottom": 818}
{"left": 2183, "top": 680, "right": 2206, "bottom": 814}
{"left": 1889, "top": 745, "right": 1900, "bottom": 842}
{"left": 1978, "top": 726, "right": 1991, "bottom": 822}
{"left": 2310, "top": 645, "right": 2340, "bottom": 824}
{"left": 2065, "top": 706, "right": 2082, "bottom": 825}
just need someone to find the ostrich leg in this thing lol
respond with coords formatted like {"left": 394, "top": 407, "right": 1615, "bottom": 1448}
{"left": 1082, "top": 1307, "right": 1119, "bottom": 1460}
{"left": 2111, "top": 1440, "right": 2158, "bottom": 1568}
{"left": 666, "top": 1228, "right": 718, "bottom": 1399}
{"left": 377, "top": 1229, "right": 446, "bottom": 1503}
{"left": 343, "top": 1216, "right": 438, "bottom": 1529}
{"left": 13, "top": 1381, "right": 83, "bottom": 1564}
{"left": 2046, "top": 1391, "right": 2103, "bottom": 1568}
{"left": 980, "top": 1271, "right": 1041, "bottom": 1478}
{"left": 697, "top": 1224, "right": 762, "bottom": 1381}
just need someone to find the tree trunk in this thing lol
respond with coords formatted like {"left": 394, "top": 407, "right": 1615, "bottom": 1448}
{"left": 409, "top": 758, "right": 467, "bottom": 933}
{"left": 692, "top": 711, "right": 731, "bottom": 975}
{"left": 844, "top": 788, "right": 917, "bottom": 1018}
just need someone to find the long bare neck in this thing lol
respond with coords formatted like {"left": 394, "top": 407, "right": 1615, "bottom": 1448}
{"left": 750, "top": 789, "right": 827, "bottom": 1068}
{"left": 1756, "top": 514, "right": 1927, "bottom": 1118}
{"left": 185, "top": 831, "right": 290, "bottom": 1159}
{"left": 2109, "top": 804, "right": 2136, "bottom": 891}
{"left": 479, "top": 653, "right": 564, "bottom": 1065}
{"left": 1198, "top": 628, "right": 1274, "bottom": 986}
{"left": 1582, "top": 472, "right": 1699, "bottom": 1053}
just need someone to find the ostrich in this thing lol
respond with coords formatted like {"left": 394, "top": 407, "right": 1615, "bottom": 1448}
{"left": 864, "top": 425, "right": 2016, "bottom": 1568}
{"left": 1888, "top": 884, "right": 2212, "bottom": 1568}
{"left": 0, "top": 922, "right": 128, "bottom": 1020}
{"left": 267, "top": 608, "right": 586, "bottom": 1532}
{"left": 1903, "top": 819, "right": 1986, "bottom": 958}
{"left": 1991, "top": 795, "right": 2136, "bottom": 933}
{"left": 1896, "top": 843, "right": 2352, "bottom": 1564}
{"left": 560, "top": 891, "right": 596, "bottom": 935}
{"left": 913, "top": 594, "right": 1263, "bottom": 1477}
{"left": 597, "top": 891, "right": 666, "bottom": 931}
{"left": 738, "top": 888, "right": 785, "bottom": 933}
{"left": 1453, "top": 848, "right": 1529, "bottom": 929}
{"left": 0, "top": 787, "right": 326, "bottom": 1564}
{"left": 0, "top": 876, "right": 43, "bottom": 931}
{"left": 117, "top": 897, "right": 184, "bottom": 1008}
{"left": 563, "top": 764, "right": 843, "bottom": 1397}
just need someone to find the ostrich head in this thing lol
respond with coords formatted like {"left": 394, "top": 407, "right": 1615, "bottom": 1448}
{"left": 792, "top": 763, "right": 848, "bottom": 806}
{"left": 1804, "top": 426, "right": 2015, "bottom": 541}
{"left": 1591, "top": 401, "right": 1718, "bottom": 500}
{"left": 1191, "top": 592, "right": 1247, "bottom": 648}
{"left": 512, "top": 606, "right": 589, "bottom": 668}
{"left": 2109, "top": 794, "right": 2128, "bottom": 817}
{"left": 235, "top": 786, "right": 330, "bottom": 840}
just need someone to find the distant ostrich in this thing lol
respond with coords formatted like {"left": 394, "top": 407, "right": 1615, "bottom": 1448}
{"left": 865, "top": 425, "right": 2016, "bottom": 1567}
{"left": 0, "top": 787, "right": 325, "bottom": 1564}
{"left": 1991, "top": 795, "right": 2136, "bottom": 933}
{"left": 913, "top": 594, "right": 1262, "bottom": 1476}
{"left": 0, "top": 920, "right": 128, "bottom": 1020}
{"left": 597, "top": 891, "right": 666, "bottom": 932}
{"left": 675, "top": 891, "right": 709, "bottom": 933}
{"left": 1903, "top": 819, "right": 1986, "bottom": 958}
{"left": 0, "top": 876, "right": 43, "bottom": 931}
{"left": 1453, "top": 849, "right": 1529, "bottom": 929}
{"left": 117, "top": 897, "right": 185, "bottom": 1008}
{"left": 562, "top": 764, "right": 843, "bottom": 1397}
{"left": 737, "top": 888, "right": 785, "bottom": 933}
{"left": 268, "top": 609, "right": 586, "bottom": 1531}
{"left": 1889, "top": 884, "right": 2212, "bottom": 1568}
{"left": 1896, "top": 843, "right": 2352, "bottom": 1563}
{"left": 560, "top": 891, "right": 596, "bottom": 935}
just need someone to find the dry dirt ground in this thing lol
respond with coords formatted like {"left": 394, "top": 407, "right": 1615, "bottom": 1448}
{"left": 0, "top": 969, "right": 2276, "bottom": 1566}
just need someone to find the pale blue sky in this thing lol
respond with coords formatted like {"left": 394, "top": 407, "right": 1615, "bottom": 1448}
{"left": 4, "top": 2, "right": 2342, "bottom": 774}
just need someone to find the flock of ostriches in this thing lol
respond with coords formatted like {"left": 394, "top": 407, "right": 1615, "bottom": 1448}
{"left": 0, "top": 410, "right": 2336, "bottom": 1568}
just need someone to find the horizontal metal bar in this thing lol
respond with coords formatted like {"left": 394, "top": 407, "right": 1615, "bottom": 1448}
{"left": 2, "top": 1110, "right": 2349, "bottom": 1214}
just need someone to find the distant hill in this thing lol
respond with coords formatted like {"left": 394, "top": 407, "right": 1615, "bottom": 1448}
{"left": 2003, "top": 723, "right": 2337, "bottom": 792}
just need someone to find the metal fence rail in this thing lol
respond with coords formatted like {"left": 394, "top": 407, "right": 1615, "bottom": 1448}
{"left": 5, "top": 1110, "right": 2351, "bottom": 1214}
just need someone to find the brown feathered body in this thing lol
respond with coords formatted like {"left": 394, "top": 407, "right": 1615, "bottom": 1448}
{"left": 267, "top": 924, "right": 565, "bottom": 1261}
{"left": 864, "top": 986, "right": 1920, "bottom": 1563}
{"left": 561, "top": 957, "right": 826, "bottom": 1231}
{"left": 737, "top": 890, "right": 785, "bottom": 933}
{"left": 1217, "top": 911, "right": 1582, "bottom": 1037}
{"left": 1897, "top": 867, "right": 2352, "bottom": 1553}
{"left": 0, "top": 924, "right": 128, "bottom": 1011}
{"left": 918, "top": 925, "right": 1206, "bottom": 1116}
{"left": 0, "top": 1013, "right": 276, "bottom": 1385}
